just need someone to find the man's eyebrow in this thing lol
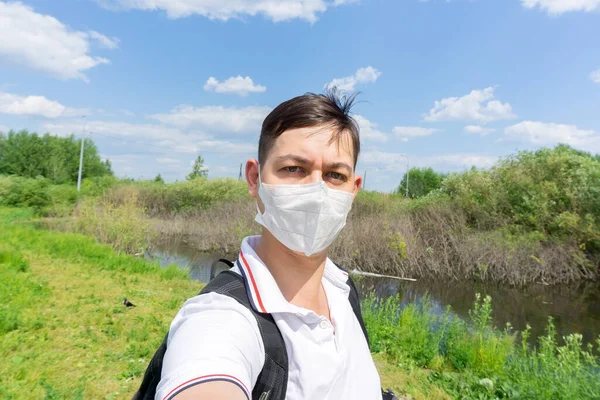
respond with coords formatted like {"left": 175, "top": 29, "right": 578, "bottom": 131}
{"left": 274, "top": 154, "right": 312, "bottom": 165}
{"left": 327, "top": 162, "right": 353, "bottom": 174}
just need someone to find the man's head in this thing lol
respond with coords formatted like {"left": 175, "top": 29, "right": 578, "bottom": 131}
{"left": 247, "top": 90, "right": 362, "bottom": 199}
{"left": 246, "top": 90, "right": 362, "bottom": 256}
{"left": 258, "top": 90, "right": 361, "bottom": 169}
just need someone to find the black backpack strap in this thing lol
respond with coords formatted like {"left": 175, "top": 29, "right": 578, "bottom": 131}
{"left": 201, "top": 271, "right": 288, "bottom": 400}
{"left": 132, "top": 271, "right": 288, "bottom": 400}
{"left": 346, "top": 273, "right": 371, "bottom": 350}
{"left": 132, "top": 333, "right": 168, "bottom": 400}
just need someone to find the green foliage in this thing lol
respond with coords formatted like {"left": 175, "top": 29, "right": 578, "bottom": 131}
{"left": 121, "top": 178, "right": 249, "bottom": 215}
{"left": 362, "top": 291, "right": 600, "bottom": 399}
{"left": 0, "top": 175, "right": 79, "bottom": 216}
{"left": 0, "top": 130, "right": 112, "bottom": 183}
{"left": 153, "top": 174, "right": 165, "bottom": 184}
{"left": 74, "top": 192, "right": 154, "bottom": 254}
{"left": 0, "top": 207, "right": 201, "bottom": 398}
{"left": 396, "top": 167, "right": 447, "bottom": 198}
{"left": 80, "top": 175, "right": 120, "bottom": 197}
{"left": 440, "top": 145, "right": 600, "bottom": 254}
{"left": 186, "top": 154, "right": 208, "bottom": 180}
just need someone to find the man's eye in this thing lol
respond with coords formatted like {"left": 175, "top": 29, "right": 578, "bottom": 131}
{"left": 327, "top": 172, "right": 346, "bottom": 182}
{"left": 284, "top": 166, "right": 303, "bottom": 173}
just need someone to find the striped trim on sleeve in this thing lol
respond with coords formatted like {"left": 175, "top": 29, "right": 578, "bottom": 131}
{"left": 162, "top": 374, "right": 251, "bottom": 400}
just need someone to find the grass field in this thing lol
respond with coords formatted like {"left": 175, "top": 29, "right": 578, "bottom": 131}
{"left": 0, "top": 207, "right": 449, "bottom": 399}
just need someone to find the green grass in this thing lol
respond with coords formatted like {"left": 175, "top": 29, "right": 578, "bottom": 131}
{"left": 7, "top": 205, "right": 599, "bottom": 399}
{"left": 0, "top": 207, "right": 449, "bottom": 399}
{"left": 363, "top": 292, "right": 600, "bottom": 399}
{"left": 0, "top": 207, "right": 202, "bottom": 398}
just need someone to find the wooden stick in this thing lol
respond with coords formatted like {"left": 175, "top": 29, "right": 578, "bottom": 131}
{"left": 351, "top": 269, "right": 417, "bottom": 282}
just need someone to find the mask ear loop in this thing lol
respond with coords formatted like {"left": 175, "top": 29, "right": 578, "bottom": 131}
{"left": 256, "top": 164, "right": 264, "bottom": 216}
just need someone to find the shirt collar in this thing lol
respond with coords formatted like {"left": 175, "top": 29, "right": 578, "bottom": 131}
{"left": 236, "top": 235, "right": 350, "bottom": 315}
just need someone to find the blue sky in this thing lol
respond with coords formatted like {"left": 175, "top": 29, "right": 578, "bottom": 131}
{"left": 0, "top": 0, "right": 599, "bottom": 192}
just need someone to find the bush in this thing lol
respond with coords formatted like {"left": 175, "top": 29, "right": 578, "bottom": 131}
{"left": 396, "top": 167, "right": 447, "bottom": 198}
{"left": 363, "top": 292, "right": 600, "bottom": 399}
{"left": 104, "top": 178, "right": 249, "bottom": 216}
{"left": 441, "top": 145, "right": 600, "bottom": 239}
{"left": 0, "top": 175, "right": 80, "bottom": 216}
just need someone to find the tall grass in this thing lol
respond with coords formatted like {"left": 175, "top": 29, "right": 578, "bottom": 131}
{"left": 72, "top": 189, "right": 154, "bottom": 254}
{"left": 4, "top": 145, "right": 599, "bottom": 285}
{"left": 362, "top": 292, "right": 600, "bottom": 399}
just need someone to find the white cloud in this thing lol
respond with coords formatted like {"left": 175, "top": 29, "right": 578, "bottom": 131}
{"left": 43, "top": 119, "right": 192, "bottom": 140}
{"left": 362, "top": 151, "right": 498, "bottom": 170}
{"left": 504, "top": 121, "right": 600, "bottom": 152}
{"left": 0, "top": 124, "right": 9, "bottom": 133}
{"left": 42, "top": 120, "right": 257, "bottom": 154}
{"left": 393, "top": 126, "right": 438, "bottom": 141}
{"left": 0, "top": 1, "right": 116, "bottom": 81}
{"left": 98, "top": 0, "right": 350, "bottom": 22}
{"left": 88, "top": 30, "right": 120, "bottom": 49}
{"left": 591, "top": 69, "right": 600, "bottom": 84}
{"left": 204, "top": 76, "right": 267, "bottom": 96}
{"left": 325, "top": 66, "right": 382, "bottom": 91}
{"left": 120, "top": 109, "right": 135, "bottom": 116}
{"left": 424, "top": 86, "right": 516, "bottom": 123}
{"left": 0, "top": 91, "right": 66, "bottom": 118}
{"left": 521, "top": 0, "right": 600, "bottom": 15}
{"left": 151, "top": 105, "right": 271, "bottom": 133}
{"left": 464, "top": 125, "right": 496, "bottom": 135}
{"left": 353, "top": 115, "right": 388, "bottom": 143}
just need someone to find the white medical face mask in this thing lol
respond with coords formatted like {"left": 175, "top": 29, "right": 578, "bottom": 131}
{"left": 255, "top": 169, "right": 354, "bottom": 256}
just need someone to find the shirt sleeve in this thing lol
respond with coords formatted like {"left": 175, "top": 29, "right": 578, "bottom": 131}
{"left": 155, "top": 292, "right": 265, "bottom": 400}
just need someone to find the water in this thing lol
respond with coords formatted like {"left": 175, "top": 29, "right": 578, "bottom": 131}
{"left": 147, "top": 240, "right": 233, "bottom": 282}
{"left": 148, "top": 239, "right": 600, "bottom": 347}
{"left": 357, "top": 276, "right": 600, "bottom": 347}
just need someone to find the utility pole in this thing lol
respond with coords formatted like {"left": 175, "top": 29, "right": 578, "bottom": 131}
{"left": 77, "top": 116, "right": 87, "bottom": 192}
{"left": 405, "top": 157, "right": 410, "bottom": 198}
{"left": 363, "top": 170, "right": 367, "bottom": 190}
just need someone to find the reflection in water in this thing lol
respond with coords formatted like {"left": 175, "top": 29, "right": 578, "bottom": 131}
{"left": 148, "top": 239, "right": 600, "bottom": 347}
{"left": 147, "top": 240, "right": 234, "bottom": 283}
{"left": 356, "top": 277, "right": 600, "bottom": 348}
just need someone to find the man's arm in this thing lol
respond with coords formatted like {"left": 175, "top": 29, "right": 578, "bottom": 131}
{"left": 156, "top": 294, "right": 265, "bottom": 400}
{"left": 173, "top": 382, "right": 248, "bottom": 400}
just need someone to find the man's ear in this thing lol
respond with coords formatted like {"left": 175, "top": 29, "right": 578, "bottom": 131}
{"left": 246, "top": 159, "right": 260, "bottom": 199}
{"left": 352, "top": 173, "right": 362, "bottom": 199}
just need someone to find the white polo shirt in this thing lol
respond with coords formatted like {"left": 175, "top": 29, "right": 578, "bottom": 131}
{"left": 156, "top": 235, "right": 381, "bottom": 400}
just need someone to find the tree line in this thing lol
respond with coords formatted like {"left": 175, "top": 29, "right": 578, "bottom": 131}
{"left": 0, "top": 130, "right": 113, "bottom": 184}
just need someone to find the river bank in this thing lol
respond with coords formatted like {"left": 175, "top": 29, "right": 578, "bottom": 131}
{"left": 0, "top": 208, "right": 446, "bottom": 399}
{"left": 147, "top": 238, "right": 600, "bottom": 350}
{"left": 10, "top": 145, "right": 598, "bottom": 286}
{"left": 3, "top": 207, "right": 600, "bottom": 399}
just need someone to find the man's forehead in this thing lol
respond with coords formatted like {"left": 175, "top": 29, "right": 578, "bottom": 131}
{"left": 272, "top": 125, "right": 355, "bottom": 160}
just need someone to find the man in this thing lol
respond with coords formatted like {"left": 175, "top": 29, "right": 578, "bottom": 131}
{"left": 155, "top": 91, "right": 382, "bottom": 399}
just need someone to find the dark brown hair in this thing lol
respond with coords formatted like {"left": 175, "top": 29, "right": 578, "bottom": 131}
{"left": 258, "top": 89, "right": 360, "bottom": 168}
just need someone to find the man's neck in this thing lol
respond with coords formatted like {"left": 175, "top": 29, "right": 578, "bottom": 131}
{"left": 254, "top": 230, "right": 329, "bottom": 317}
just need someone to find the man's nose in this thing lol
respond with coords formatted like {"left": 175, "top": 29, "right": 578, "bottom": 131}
{"left": 308, "top": 170, "right": 324, "bottom": 183}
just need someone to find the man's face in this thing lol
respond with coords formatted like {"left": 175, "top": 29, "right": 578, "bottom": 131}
{"left": 247, "top": 125, "right": 362, "bottom": 208}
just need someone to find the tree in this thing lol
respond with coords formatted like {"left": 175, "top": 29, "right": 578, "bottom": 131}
{"left": 0, "top": 129, "right": 113, "bottom": 183}
{"left": 187, "top": 155, "right": 208, "bottom": 180}
{"left": 396, "top": 167, "right": 446, "bottom": 198}
{"left": 154, "top": 173, "right": 165, "bottom": 184}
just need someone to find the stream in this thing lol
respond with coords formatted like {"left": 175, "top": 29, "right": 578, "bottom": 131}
{"left": 148, "top": 239, "right": 600, "bottom": 347}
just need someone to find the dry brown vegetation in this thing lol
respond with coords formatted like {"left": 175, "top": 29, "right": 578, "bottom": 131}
{"left": 119, "top": 192, "right": 594, "bottom": 286}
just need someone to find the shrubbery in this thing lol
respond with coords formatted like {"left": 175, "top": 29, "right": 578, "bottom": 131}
{"left": 440, "top": 145, "right": 600, "bottom": 255}
{"left": 2, "top": 144, "right": 598, "bottom": 284}
{"left": 0, "top": 130, "right": 112, "bottom": 183}
{"left": 363, "top": 292, "right": 600, "bottom": 399}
